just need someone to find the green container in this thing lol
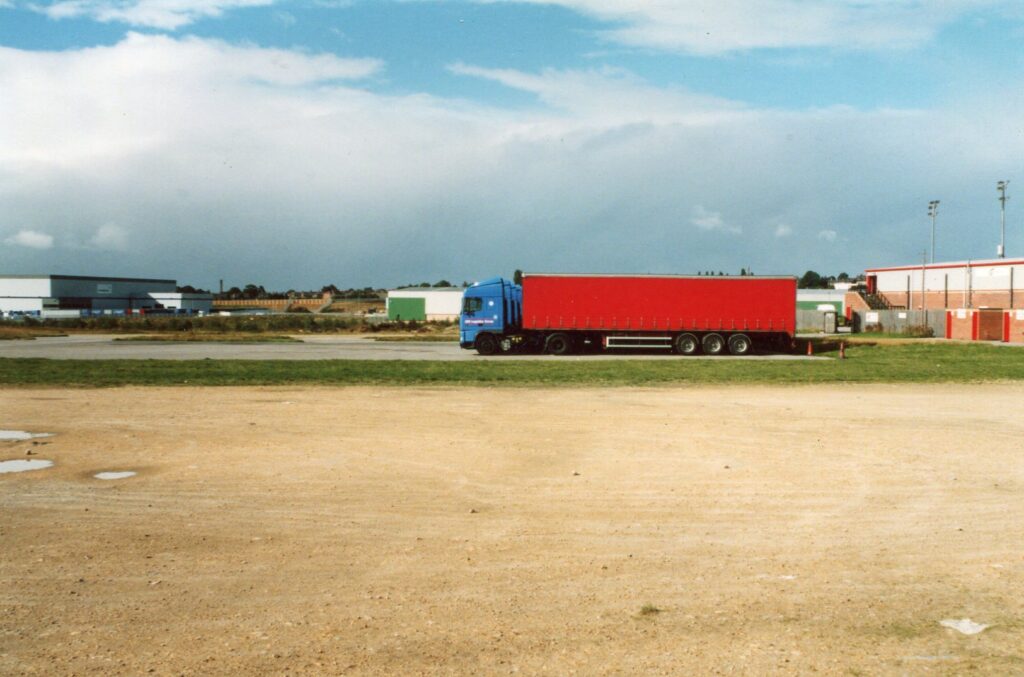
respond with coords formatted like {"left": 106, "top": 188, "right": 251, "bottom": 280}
{"left": 388, "top": 297, "right": 426, "bottom": 321}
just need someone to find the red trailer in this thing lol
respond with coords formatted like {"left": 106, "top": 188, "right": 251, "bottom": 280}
{"left": 519, "top": 273, "right": 796, "bottom": 355}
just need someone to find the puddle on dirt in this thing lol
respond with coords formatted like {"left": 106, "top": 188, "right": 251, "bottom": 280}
{"left": 0, "top": 430, "right": 54, "bottom": 441}
{"left": 0, "top": 459, "right": 54, "bottom": 473}
{"left": 94, "top": 471, "right": 137, "bottom": 480}
{"left": 940, "top": 619, "right": 989, "bottom": 635}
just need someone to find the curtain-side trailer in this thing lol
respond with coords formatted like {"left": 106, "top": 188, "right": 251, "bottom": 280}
{"left": 459, "top": 273, "right": 797, "bottom": 355}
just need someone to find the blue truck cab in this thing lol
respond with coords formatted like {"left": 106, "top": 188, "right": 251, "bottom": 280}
{"left": 460, "top": 277, "right": 522, "bottom": 352}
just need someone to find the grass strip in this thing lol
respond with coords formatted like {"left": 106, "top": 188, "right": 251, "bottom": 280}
{"left": 1, "top": 343, "right": 1022, "bottom": 387}
{"left": 113, "top": 334, "right": 300, "bottom": 343}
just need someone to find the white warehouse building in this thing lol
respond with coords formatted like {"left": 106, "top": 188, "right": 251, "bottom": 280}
{"left": 0, "top": 274, "right": 213, "bottom": 315}
{"left": 386, "top": 288, "right": 464, "bottom": 321}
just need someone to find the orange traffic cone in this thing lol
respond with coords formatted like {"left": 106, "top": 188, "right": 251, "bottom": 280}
{"left": 806, "top": 341, "right": 813, "bottom": 356}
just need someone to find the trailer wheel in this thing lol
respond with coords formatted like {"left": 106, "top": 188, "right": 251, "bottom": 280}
{"left": 499, "top": 337, "right": 515, "bottom": 354}
{"left": 702, "top": 332, "right": 725, "bottom": 355}
{"left": 728, "top": 333, "right": 752, "bottom": 355}
{"left": 475, "top": 333, "right": 498, "bottom": 355}
{"left": 674, "top": 333, "right": 700, "bottom": 355}
{"left": 545, "top": 333, "right": 573, "bottom": 356}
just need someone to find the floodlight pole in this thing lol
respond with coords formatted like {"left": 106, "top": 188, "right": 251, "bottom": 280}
{"left": 928, "top": 200, "right": 940, "bottom": 263}
{"left": 997, "top": 181, "right": 1009, "bottom": 258}
{"left": 921, "top": 250, "right": 927, "bottom": 314}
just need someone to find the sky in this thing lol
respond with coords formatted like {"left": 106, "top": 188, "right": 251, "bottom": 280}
{"left": 1, "top": 1, "right": 1023, "bottom": 290}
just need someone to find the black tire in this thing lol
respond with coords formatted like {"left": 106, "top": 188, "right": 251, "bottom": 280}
{"left": 674, "top": 333, "right": 700, "bottom": 355}
{"left": 702, "top": 332, "right": 725, "bottom": 355}
{"left": 545, "top": 333, "right": 573, "bottom": 356}
{"left": 475, "top": 333, "right": 498, "bottom": 355}
{"left": 728, "top": 333, "right": 752, "bottom": 355}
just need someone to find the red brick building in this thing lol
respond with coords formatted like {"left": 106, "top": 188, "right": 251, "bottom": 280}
{"left": 864, "top": 258, "right": 1023, "bottom": 311}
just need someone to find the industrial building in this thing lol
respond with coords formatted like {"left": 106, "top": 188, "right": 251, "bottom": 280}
{"left": 796, "top": 289, "right": 848, "bottom": 313}
{"left": 386, "top": 287, "right": 464, "bottom": 321}
{"left": 864, "top": 257, "right": 1023, "bottom": 310}
{"left": 0, "top": 275, "right": 213, "bottom": 315}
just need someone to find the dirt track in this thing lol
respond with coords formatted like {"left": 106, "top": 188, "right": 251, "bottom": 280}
{"left": 2, "top": 385, "right": 1022, "bottom": 675}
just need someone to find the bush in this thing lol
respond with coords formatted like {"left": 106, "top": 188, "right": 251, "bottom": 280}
{"left": 902, "top": 324, "right": 934, "bottom": 338}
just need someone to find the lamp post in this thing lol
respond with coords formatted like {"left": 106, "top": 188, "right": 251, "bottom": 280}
{"left": 928, "top": 200, "right": 940, "bottom": 263}
{"left": 997, "top": 180, "right": 1009, "bottom": 258}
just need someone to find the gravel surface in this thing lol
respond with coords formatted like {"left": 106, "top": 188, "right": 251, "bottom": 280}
{"left": 2, "top": 385, "right": 1021, "bottom": 674}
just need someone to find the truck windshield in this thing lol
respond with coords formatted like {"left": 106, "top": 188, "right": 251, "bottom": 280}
{"left": 462, "top": 297, "right": 482, "bottom": 313}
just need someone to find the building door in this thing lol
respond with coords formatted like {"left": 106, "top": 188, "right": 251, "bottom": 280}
{"left": 823, "top": 311, "right": 837, "bottom": 334}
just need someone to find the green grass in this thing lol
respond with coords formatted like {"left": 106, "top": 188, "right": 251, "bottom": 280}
{"left": 0, "top": 315, "right": 450, "bottom": 335}
{"left": 113, "top": 334, "right": 300, "bottom": 343}
{"left": 371, "top": 335, "right": 458, "bottom": 342}
{"left": 0, "top": 342, "right": 1022, "bottom": 387}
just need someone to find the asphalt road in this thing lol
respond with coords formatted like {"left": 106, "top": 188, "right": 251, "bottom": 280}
{"left": 0, "top": 335, "right": 825, "bottom": 361}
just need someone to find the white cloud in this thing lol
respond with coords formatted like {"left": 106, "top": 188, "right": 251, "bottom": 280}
{"left": 5, "top": 229, "right": 54, "bottom": 249}
{"left": 818, "top": 229, "right": 838, "bottom": 242}
{"left": 448, "top": 62, "right": 744, "bottom": 125}
{"left": 1, "top": 35, "right": 1022, "bottom": 286}
{"left": 39, "top": 0, "right": 276, "bottom": 30}
{"left": 0, "top": 33, "right": 382, "bottom": 169}
{"left": 691, "top": 206, "right": 741, "bottom": 235}
{"left": 774, "top": 224, "right": 793, "bottom": 238}
{"left": 489, "top": 0, "right": 1008, "bottom": 54}
{"left": 273, "top": 10, "right": 296, "bottom": 26}
{"left": 90, "top": 223, "right": 130, "bottom": 251}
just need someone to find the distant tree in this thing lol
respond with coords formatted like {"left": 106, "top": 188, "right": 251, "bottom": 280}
{"left": 176, "top": 284, "right": 209, "bottom": 294}
{"left": 798, "top": 270, "right": 829, "bottom": 289}
{"left": 837, "top": 272, "right": 850, "bottom": 282}
{"left": 513, "top": 269, "right": 523, "bottom": 285}
{"left": 433, "top": 280, "right": 452, "bottom": 288}
{"left": 739, "top": 268, "right": 747, "bottom": 276}
{"left": 461, "top": 281, "right": 471, "bottom": 287}
{"left": 418, "top": 282, "right": 431, "bottom": 288}
{"left": 321, "top": 284, "right": 340, "bottom": 294}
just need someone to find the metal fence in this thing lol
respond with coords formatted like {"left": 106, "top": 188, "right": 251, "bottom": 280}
{"left": 797, "top": 309, "right": 841, "bottom": 333}
{"left": 850, "top": 309, "right": 945, "bottom": 336}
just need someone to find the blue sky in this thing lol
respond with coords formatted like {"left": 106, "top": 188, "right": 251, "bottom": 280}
{"left": 2, "top": 1, "right": 1023, "bottom": 289}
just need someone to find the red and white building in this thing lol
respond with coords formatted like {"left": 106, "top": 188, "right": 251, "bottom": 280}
{"left": 864, "top": 257, "right": 1024, "bottom": 311}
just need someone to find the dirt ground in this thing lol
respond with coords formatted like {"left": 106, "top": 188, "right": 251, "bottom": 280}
{"left": 2, "top": 385, "right": 1022, "bottom": 675}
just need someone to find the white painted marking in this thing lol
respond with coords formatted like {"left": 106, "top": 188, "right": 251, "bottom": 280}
{"left": 940, "top": 618, "right": 989, "bottom": 635}
{"left": 0, "top": 459, "right": 54, "bottom": 473}
{"left": 0, "top": 430, "right": 54, "bottom": 441}
{"left": 94, "top": 471, "right": 137, "bottom": 480}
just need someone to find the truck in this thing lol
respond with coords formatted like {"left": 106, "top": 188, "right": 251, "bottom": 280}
{"left": 459, "top": 273, "right": 797, "bottom": 355}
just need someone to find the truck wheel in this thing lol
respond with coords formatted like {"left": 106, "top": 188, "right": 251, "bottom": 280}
{"left": 499, "top": 337, "right": 515, "bottom": 354}
{"left": 728, "top": 333, "right": 752, "bottom": 355}
{"left": 702, "top": 333, "right": 725, "bottom": 355}
{"left": 674, "top": 333, "right": 700, "bottom": 355}
{"left": 475, "top": 333, "right": 498, "bottom": 355}
{"left": 545, "top": 333, "right": 573, "bottom": 356}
